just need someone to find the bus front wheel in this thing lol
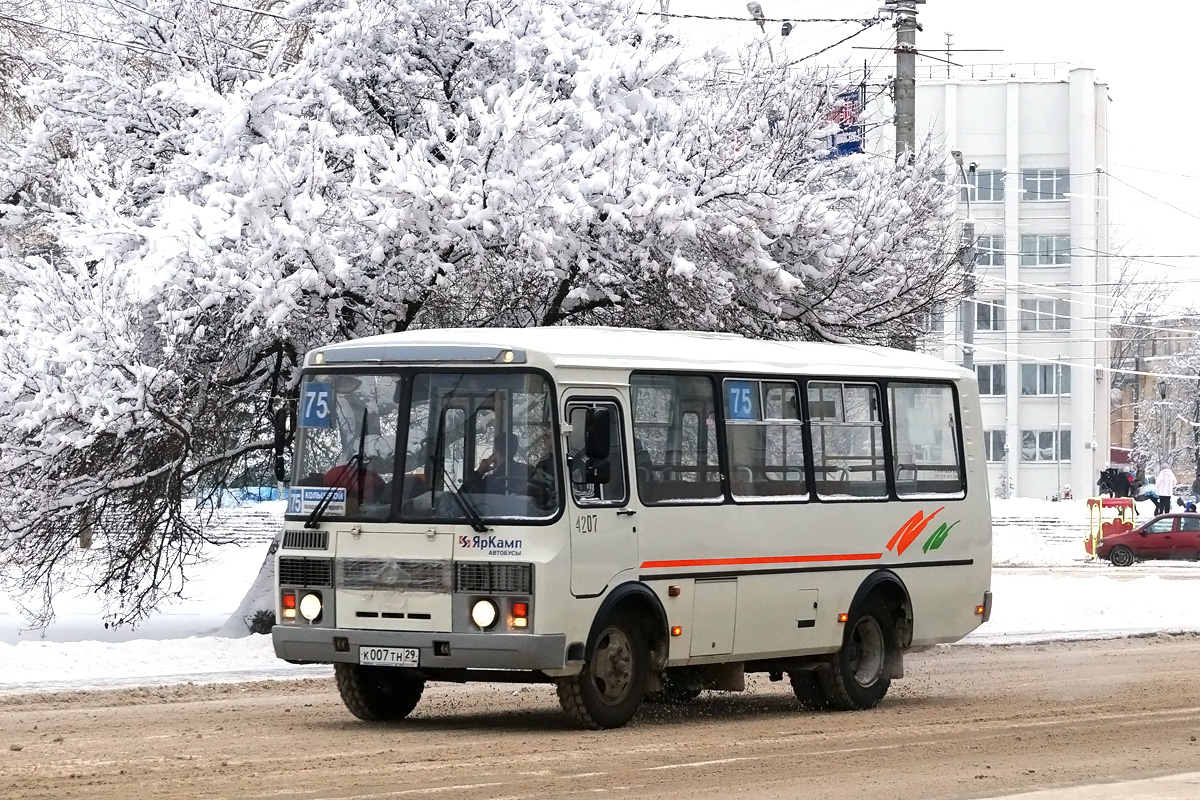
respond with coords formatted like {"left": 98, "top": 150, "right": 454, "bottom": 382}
{"left": 557, "top": 611, "right": 649, "bottom": 729}
{"left": 819, "top": 596, "right": 898, "bottom": 711}
{"left": 335, "top": 663, "right": 425, "bottom": 721}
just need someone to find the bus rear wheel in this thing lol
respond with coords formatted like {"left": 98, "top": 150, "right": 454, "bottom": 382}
{"left": 819, "top": 596, "right": 898, "bottom": 711}
{"left": 788, "top": 669, "right": 831, "bottom": 710}
{"left": 557, "top": 611, "right": 649, "bottom": 729}
{"left": 335, "top": 663, "right": 425, "bottom": 721}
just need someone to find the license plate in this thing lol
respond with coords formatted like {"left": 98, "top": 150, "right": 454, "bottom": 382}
{"left": 359, "top": 646, "right": 419, "bottom": 667}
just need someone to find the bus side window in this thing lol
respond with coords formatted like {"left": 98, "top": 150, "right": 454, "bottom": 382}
{"left": 809, "top": 381, "right": 887, "bottom": 500}
{"left": 888, "top": 383, "right": 965, "bottom": 497}
{"left": 567, "top": 401, "right": 628, "bottom": 506}
{"left": 631, "top": 374, "right": 723, "bottom": 504}
{"left": 724, "top": 378, "right": 807, "bottom": 501}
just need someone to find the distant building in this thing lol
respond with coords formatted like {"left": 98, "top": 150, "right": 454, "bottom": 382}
{"left": 915, "top": 66, "right": 1111, "bottom": 500}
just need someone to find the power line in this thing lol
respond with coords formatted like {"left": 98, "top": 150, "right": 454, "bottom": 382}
{"left": 638, "top": 12, "right": 881, "bottom": 25}
{"left": 786, "top": 20, "right": 882, "bottom": 67}
{"left": 1112, "top": 163, "right": 1200, "bottom": 182}
{"left": 1107, "top": 172, "right": 1200, "bottom": 226}
{"left": 0, "top": 11, "right": 267, "bottom": 72}
{"left": 205, "top": 0, "right": 291, "bottom": 21}
{"left": 935, "top": 338, "right": 1200, "bottom": 382}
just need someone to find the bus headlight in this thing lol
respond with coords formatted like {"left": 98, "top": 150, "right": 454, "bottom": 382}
{"left": 299, "top": 592, "right": 323, "bottom": 622}
{"left": 471, "top": 599, "right": 498, "bottom": 629}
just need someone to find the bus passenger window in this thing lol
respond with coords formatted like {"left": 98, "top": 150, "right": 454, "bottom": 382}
{"left": 723, "top": 379, "right": 807, "bottom": 501}
{"left": 631, "top": 374, "right": 722, "bottom": 504}
{"left": 809, "top": 381, "right": 887, "bottom": 500}
{"left": 889, "top": 383, "right": 965, "bottom": 497}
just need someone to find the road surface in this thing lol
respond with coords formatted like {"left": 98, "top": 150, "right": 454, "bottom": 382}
{"left": 3, "top": 635, "right": 1200, "bottom": 799}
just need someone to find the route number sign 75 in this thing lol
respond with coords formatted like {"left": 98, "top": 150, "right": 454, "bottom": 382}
{"left": 301, "top": 383, "right": 333, "bottom": 428}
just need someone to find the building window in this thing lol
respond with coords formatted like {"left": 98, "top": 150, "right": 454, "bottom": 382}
{"left": 1020, "top": 234, "right": 1071, "bottom": 266}
{"left": 984, "top": 430, "right": 1006, "bottom": 462}
{"left": 1021, "top": 168, "right": 1069, "bottom": 201}
{"left": 975, "top": 235, "right": 1005, "bottom": 267}
{"left": 961, "top": 169, "right": 1005, "bottom": 203}
{"left": 976, "top": 364, "right": 1005, "bottom": 396}
{"left": 1020, "top": 429, "right": 1071, "bottom": 461}
{"left": 1020, "top": 363, "right": 1071, "bottom": 395}
{"left": 975, "top": 300, "right": 1005, "bottom": 332}
{"left": 1018, "top": 299, "right": 1070, "bottom": 331}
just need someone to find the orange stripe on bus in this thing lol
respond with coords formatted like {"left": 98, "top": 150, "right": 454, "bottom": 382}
{"left": 640, "top": 552, "right": 884, "bottom": 569}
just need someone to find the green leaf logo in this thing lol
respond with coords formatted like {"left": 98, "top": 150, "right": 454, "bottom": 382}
{"left": 922, "top": 520, "right": 960, "bottom": 553}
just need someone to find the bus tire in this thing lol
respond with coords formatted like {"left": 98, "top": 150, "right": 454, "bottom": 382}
{"left": 788, "top": 669, "right": 831, "bottom": 710}
{"left": 819, "top": 595, "right": 897, "bottom": 711}
{"left": 556, "top": 611, "right": 649, "bottom": 729}
{"left": 334, "top": 663, "right": 425, "bottom": 721}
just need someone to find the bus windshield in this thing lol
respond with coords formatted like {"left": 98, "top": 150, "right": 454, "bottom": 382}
{"left": 291, "top": 369, "right": 560, "bottom": 523}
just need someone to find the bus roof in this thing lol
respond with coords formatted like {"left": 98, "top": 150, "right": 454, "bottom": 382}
{"left": 310, "top": 327, "right": 970, "bottom": 381}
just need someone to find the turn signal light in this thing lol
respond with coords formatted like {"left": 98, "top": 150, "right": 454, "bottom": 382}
{"left": 512, "top": 602, "right": 529, "bottom": 618}
{"left": 975, "top": 605, "right": 986, "bottom": 615}
{"left": 282, "top": 592, "right": 296, "bottom": 609}
{"left": 837, "top": 613, "right": 849, "bottom": 623}
{"left": 671, "top": 626, "right": 683, "bottom": 636}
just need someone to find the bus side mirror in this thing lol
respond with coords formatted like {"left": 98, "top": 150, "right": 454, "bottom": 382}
{"left": 585, "top": 408, "right": 611, "bottom": 459}
{"left": 586, "top": 458, "right": 612, "bottom": 486}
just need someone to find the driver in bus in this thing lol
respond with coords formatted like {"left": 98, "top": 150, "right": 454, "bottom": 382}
{"left": 467, "top": 433, "right": 521, "bottom": 491}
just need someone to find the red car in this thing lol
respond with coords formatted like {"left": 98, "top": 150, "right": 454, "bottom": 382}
{"left": 1095, "top": 513, "right": 1200, "bottom": 566}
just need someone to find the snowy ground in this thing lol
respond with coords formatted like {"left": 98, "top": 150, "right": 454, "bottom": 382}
{"left": 2, "top": 497, "right": 1195, "bottom": 694}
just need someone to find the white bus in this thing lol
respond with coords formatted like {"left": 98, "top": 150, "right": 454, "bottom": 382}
{"left": 273, "top": 327, "right": 992, "bottom": 729}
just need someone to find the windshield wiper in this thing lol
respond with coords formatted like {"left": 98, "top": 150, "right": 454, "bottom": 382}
{"left": 444, "top": 474, "right": 489, "bottom": 534}
{"left": 431, "top": 411, "right": 489, "bottom": 534}
{"left": 302, "top": 453, "right": 360, "bottom": 529}
{"left": 304, "top": 408, "right": 369, "bottom": 529}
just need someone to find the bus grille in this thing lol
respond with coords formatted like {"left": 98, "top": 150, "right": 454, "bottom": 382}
{"left": 278, "top": 557, "right": 333, "bottom": 587}
{"left": 455, "top": 562, "right": 533, "bottom": 594}
{"left": 338, "top": 559, "right": 452, "bottom": 593}
{"left": 281, "top": 530, "right": 329, "bottom": 550}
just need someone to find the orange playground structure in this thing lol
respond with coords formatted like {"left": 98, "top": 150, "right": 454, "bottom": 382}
{"left": 1085, "top": 497, "right": 1135, "bottom": 559}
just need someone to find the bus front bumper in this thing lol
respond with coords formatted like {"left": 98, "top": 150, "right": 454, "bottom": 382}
{"left": 272, "top": 626, "right": 569, "bottom": 671}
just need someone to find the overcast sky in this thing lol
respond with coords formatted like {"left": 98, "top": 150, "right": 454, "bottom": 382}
{"left": 647, "top": 0, "right": 1200, "bottom": 299}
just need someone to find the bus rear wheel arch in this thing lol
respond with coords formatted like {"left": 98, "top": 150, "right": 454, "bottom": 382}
{"left": 819, "top": 594, "right": 900, "bottom": 711}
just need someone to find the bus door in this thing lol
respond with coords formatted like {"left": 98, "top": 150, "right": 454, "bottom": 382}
{"left": 564, "top": 396, "right": 636, "bottom": 597}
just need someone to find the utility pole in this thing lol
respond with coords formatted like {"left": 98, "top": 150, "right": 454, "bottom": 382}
{"left": 887, "top": 0, "right": 925, "bottom": 162}
{"left": 1056, "top": 354, "right": 1063, "bottom": 499}
{"left": 952, "top": 150, "right": 977, "bottom": 371}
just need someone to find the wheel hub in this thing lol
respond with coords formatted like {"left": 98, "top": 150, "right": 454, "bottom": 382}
{"left": 592, "top": 628, "right": 634, "bottom": 704}
{"left": 849, "top": 617, "right": 886, "bottom": 687}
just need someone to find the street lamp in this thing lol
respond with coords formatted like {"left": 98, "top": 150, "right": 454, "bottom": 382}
{"left": 747, "top": 2, "right": 765, "bottom": 30}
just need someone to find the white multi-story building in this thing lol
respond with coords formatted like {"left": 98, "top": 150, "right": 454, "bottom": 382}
{"left": 916, "top": 66, "right": 1111, "bottom": 500}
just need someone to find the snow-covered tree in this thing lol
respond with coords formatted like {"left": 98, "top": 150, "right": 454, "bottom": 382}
{"left": 0, "top": 0, "right": 963, "bottom": 626}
